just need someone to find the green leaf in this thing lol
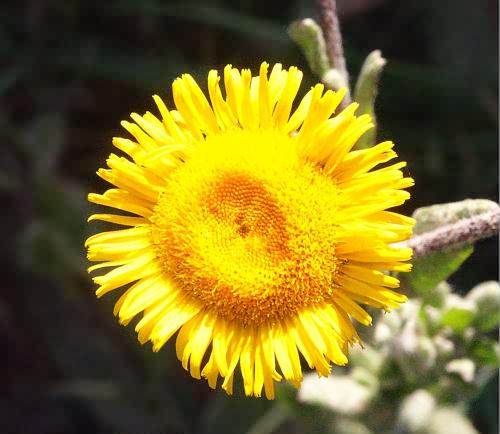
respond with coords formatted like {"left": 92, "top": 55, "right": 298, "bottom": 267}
{"left": 470, "top": 338, "right": 499, "bottom": 367}
{"left": 475, "top": 311, "right": 500, "bottom": 333}
{"left": 440, "top": 296, "right": 477, "bottom": 332}
{"left": 353, "top": 50, "right": 386, "bottom": 149}
{"left": 30, "top": 113, "right": 66, "bottom": 175}
{"left": 288, "top": 19, "right": 330, "bottom": 78}
{"left": 107, "top": 2, "right": 287, "bottom": 44}
{"left": 423, "top": 281, "right": 452, "bottom": 309}
{"left": 404, "top": 244, "right": 473, "bottom": 294}
{"left": 17, "top": 176, "right": 89, "bottom": 285}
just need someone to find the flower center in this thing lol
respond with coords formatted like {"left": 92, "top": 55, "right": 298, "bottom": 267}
{"left": 205, "top": 172, "right": 290, "bottom": 266}
{"left": 151, "top": 130, "right": 342, "bottom": 325}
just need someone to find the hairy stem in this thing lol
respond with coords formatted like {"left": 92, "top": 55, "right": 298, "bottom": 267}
{"left": 318, "top": 0, "right": 351, "bottom": 106}
{"left": 408, "top": 208, "right": 500, "bottom": 258}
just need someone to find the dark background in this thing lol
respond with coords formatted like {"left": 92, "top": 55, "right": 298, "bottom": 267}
{"left": 1, "top": 0, "right": 498, "bottom": 433}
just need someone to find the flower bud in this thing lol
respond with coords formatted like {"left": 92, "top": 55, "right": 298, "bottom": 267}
{"left": 466, "top": 281, "right": 500, "bottom": 331}
{"left": 297, "top": 374, "right": 372, "bottom": 416}
{"left": 426, "top": 407, "right": 479, "bottom": 434}
{"left": 445, "top": 358, "right": 475, "bottom": 383}
{"left": 396, "top": 389, "right": 436, "bottom": 433}
{"left": 433, "top": 334, "right": 455, "bottom": 359}
{"left": 349, "top": 345, "right": 385, "bottom": 375}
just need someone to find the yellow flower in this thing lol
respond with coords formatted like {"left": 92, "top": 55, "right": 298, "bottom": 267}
{"left": 86, "top": 62, "right": 414, "bottom": 399}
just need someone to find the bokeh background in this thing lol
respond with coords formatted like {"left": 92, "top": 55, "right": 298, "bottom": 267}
{"left": 2, "top": 0, "right": 498, "bottom": 433}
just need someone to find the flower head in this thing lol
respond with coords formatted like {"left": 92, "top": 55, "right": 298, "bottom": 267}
{"left": 86, "top": 62, "right": 414, "bottom": 399}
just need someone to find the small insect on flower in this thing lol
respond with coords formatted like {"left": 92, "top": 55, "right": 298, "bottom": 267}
{"left": 86, "top": 62, "right": 414, "bottom": 399}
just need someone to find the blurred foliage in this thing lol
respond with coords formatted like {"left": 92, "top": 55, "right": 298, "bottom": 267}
{"left": 295, "top": 262, "right": 500, "bottom": 434}
{"left": 1, "top": 0, "right": 497, "bottom": 434}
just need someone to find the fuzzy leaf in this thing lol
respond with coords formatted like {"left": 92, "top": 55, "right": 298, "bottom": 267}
{"left": 353, "top": 50, "right": 386, "bottom": 149}
{"left": 288, "top": 19, "right": 330, "bottom": 78}
{"left": 441, "top": 297, "right": 477, "bottom": 332}
{"left": 404, "top": 244, "right": 473, "bottom": 294}
{"left": 470, "top": 338, "right": 499, "bottom": 367}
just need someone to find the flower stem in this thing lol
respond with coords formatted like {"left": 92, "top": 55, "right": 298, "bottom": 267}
{"left": 246, "top": 405, "right": 288, "bottom": 434}
{"left": 318, "top": 0, "right": 351, "bottom": 106}
{"left": 408, "top": 208, "right": 500, "bottom": 258}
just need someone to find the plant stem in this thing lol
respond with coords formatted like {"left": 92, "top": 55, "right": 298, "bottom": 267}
{"left": 408, "top": 208, "right": 500, "bottom": 258}
{"left": 318, "top": 0, "right": 351, "bottom": 106}
{"left": 246, "top": 405, "right": 288, "bottom": 434}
